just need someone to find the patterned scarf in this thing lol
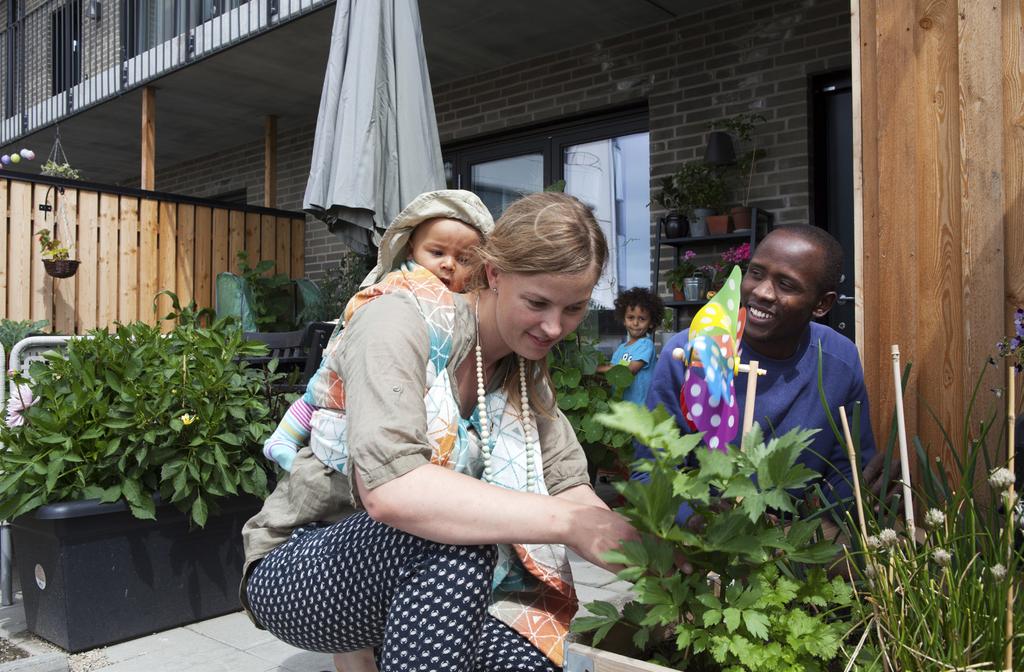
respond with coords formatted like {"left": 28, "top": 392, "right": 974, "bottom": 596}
{"left": 306, "top": 264, "right": 577, "bottom": 665}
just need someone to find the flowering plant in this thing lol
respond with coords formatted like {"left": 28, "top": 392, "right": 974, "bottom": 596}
{"left": 721, "top": 242, "right": 751, "bottom": 274}
{"left": 996, "top": 307, "right": 1024, "bottom": 371}
{"left": 665, "top": 250, "right": 701, "bottom": 291}
{"left": 836, "top": 356, "right": 1022, "bottom": 669}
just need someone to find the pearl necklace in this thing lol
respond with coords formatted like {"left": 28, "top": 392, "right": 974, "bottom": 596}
{"left": 476, "top": 298, "right": 537, "bottom": 490}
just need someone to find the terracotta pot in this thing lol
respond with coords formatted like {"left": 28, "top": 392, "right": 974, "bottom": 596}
{"left": 672, "top": 287, "right": 685, "bottom": 301}
{"left": 730, "top": 206, "right": 752, "bottom": 231}
{"left": 706, "top": 214, "right": 731, "bottom": 235}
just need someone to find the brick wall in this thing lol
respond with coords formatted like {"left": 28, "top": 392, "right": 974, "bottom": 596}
{"left": 158, "top": 0, "right": 852, "bottom": 280}
{"left": 433, "top": 0, "right": 851, "bottom": 225}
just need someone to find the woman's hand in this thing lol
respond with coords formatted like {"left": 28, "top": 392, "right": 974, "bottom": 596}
{"left": 566, "top": 505, "right": 640, "bottom": 573}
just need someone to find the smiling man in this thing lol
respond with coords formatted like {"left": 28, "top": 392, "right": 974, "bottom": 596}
{"left": 645, "top": 225, "right": 876, "bottom": 511}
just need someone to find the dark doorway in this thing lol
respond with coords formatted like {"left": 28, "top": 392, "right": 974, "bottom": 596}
{"left": 810, "top": 71, "right": 855, "bottom": 342}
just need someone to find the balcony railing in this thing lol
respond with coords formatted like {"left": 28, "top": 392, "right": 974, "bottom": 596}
{"left": 0, "top": 0, "right": 331, "bottom": 145}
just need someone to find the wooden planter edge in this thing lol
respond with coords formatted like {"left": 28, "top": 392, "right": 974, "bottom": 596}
{"left": 564, "top": 642, "right": 675, "bottom": 672}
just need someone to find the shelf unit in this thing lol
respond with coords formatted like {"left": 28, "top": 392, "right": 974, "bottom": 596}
{"left": 654, "top": 208, "right": 773, "bottom": 332}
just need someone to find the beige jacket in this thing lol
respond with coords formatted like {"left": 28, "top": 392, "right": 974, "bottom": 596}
{"left": 240, "top": 290, "right": 589, "bottom": 608}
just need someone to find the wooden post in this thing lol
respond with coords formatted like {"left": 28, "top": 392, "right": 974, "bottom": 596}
{"left": 264, "top": 115, "right": 277, "bottom": 208}
{"left": 141, "top": 87, "right": 156, "bottom": 191}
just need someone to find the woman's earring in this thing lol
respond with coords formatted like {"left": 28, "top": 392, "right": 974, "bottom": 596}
{"left": 491, "top": 287, "right": 498, "bottom": 294}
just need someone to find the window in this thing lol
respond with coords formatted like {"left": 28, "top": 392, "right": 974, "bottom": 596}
{"left": 50, "top": 0, "right": 81, "bottom": 95}
{"left": 444, "top": 109, "right": 650, "bottom": 339}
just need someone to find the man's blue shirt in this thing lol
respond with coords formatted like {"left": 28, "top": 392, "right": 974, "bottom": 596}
{"left": 642, "top": 322, "right": 876, "bottom": 518}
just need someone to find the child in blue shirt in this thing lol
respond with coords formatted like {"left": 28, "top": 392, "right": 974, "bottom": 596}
{"left": 599, "top": 287, "right": 664, "bottom": 404}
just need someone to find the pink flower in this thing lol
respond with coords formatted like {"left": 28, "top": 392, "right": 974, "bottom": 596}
{"left": 6, "top": 383, "right": 37, "bottom": 427}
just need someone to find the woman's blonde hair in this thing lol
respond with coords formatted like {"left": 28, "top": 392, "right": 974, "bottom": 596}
{"left": 466, "top": 192, "right": 608, "bottom": 414}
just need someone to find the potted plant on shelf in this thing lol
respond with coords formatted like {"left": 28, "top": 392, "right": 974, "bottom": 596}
{"left": 35, "top": 227, "right": 79, "bottom": 278}
{"left": 666, "top": 161, "right": 729, "bottom": 237}
{"left": 665, "top": 250, "right": 706, "bottom": 302}
{"left": 0, "top": 293, "right": 278, "bottom": 652}
{"left": 709, "top": 113, "right": 767, "bottom": 231}
{"left": 655, "top": 176, "right": 688, "bottom": 239}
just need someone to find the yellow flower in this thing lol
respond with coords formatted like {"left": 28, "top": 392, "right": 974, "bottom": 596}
{"left": 180, "top": 413, "right": 197, "bottom": 426}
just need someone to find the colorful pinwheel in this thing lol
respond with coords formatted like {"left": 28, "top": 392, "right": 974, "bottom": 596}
{"left": 675, "top": 266, "right": 746, "bottom": 452}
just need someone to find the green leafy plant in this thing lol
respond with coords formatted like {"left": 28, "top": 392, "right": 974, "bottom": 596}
{"left": 709, "top": 113, "right": 767, "bottom": 207}
{"left": 40, "top": 160, "right": 81, "bottom": 180}
{"left": 35, "top": 228, "right": 72, "bottom": 261}
{"left": 236, "top": 251, "right": 298, "bottom": 332}
{"left": 308, "top": 251, "right": 374, "bottom": 322}
{"left": 0, "top": 291, "right": 276, "bottom": 527}
{"left": 657, "top": 162, "right": 730, "bottom": 216}
{"left": 547, "top": 332, "right": 634, "bottom": 475}
{"left": 572, "top": 403, "right": 853, "bottom": 671}
{"left": 0, "top": 319, "right": 49, "bottom": 359}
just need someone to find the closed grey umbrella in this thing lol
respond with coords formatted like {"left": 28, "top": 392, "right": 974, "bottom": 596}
{"left": 303, "top": 0, "right": 445, "bottom": 255}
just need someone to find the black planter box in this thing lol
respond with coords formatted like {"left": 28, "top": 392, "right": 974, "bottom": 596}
{"left": 11, "top": 495, "right": 261, "bottom": 652}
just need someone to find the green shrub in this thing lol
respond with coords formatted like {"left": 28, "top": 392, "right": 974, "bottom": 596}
{"left": 0, "top": 292, "right": 276, "bottom": 527}
{"left": 573, "top": 404, "right": 853, "bottom": 671}
{"left": 0, "top": 319, "right": 49, "bottom": 359}
{"left": 548, "top": 332, "right": 634, "bottom": 474}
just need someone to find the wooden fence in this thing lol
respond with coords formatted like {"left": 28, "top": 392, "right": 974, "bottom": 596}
{"left": 0, "top": 174, "right": 305, "bottom": 334}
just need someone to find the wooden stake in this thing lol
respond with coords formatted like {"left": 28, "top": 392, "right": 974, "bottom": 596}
{"left": 891, "top": 345, "right": 915, "bottom": 543}
{"left": 1006, "top": 364, "right": 1015, "bottom": 672}
{"left": 741, "top": 359, "right": 760, "bottom": 452}
{"left": 839, "top": 406, "right": 869, "bottom": 543}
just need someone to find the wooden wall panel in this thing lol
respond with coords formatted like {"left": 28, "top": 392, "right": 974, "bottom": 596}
{"left": 8, "top": 182, "right": 34, "bottom": 321}
{"left": 194, "top": 206, "right": 213, "bottom": 312}
{"left": 275, "top": 216, "right": 290, "bottom": 277}
{"left": 1003, "top": 0, "right": 1024, "bottom": 409}
{"left": 0, "top": 177, "right": 305, "bottom": 334}
{"left": 76, "top": 191, "right": 99, "bottom": 332}
{"left": 118, "top": 196, "right": 140, "bottom": 324}
{"left": 139, "top": 199, "right": 159, "bottom": 324}
{"left": 245, "top": 212, "right": 260, "bottom": 262}
{"left": 157, "top": 200, "right": 178, "bottom": 330}
{"left": 29, "top": 184, "right": 51, "bottom": 324}
{"left": 53, "top": 188, "right": 79, "bottom": 334}
{"left": 97, "top": 193, "right": 119, "bottom": 330}
{"left": 176, "top": 204, "right": 196, "bottom": 308}
{"left": 228, "top": 210, "right": 245, "bottom": 273}
{"left": 855, "top": 0, "right": 1018, "bottom": 470}
{"left": 212, "top": 209, "right": 230, "bottom": 280}
{"left": 958, "top": 0, "right": 1006, "bottom": 414}
{"left": 260, "top": 214, "right": 276, "bottom": 274}
{"left": 290, "top": 218, "right": 304, "bottom": 279}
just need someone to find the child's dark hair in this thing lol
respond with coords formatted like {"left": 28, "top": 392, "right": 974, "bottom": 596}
{"left": 614, "top": 287, "right": 664, "bottom": 335}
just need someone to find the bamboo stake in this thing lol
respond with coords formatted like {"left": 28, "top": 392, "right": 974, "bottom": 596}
{"left": 839, "top": 406, "right": 869, "bottom": 543}
{"left": 741, "top": 360, "right": 760, "bottom": 452}
{"left": 1006, "top": 364, "right": 1015, "bottom": 672}
{"left": 891, "top": 345, "right": 916, "bottom": 543}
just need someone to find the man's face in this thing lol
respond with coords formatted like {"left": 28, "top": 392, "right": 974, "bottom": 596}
{"left": 739, "top": 231, "right": 836, "bottom": 359}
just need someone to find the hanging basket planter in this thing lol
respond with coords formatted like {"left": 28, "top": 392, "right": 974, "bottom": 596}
{"left": 43, "top": 259, "right": 80, "bottom": 278}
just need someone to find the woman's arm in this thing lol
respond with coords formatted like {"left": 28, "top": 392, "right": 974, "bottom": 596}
{"left": 358, "top": 466, "right": 637, "bottom": 571}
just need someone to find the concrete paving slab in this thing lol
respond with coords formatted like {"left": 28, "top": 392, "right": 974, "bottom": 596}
{"left": 96, "top": 627, "right": 228, "bottom": 665}
{"left": 246, "top": 638, "right": 333, "bottom": 671}
{"left": 0, "top": 652, "right": 68, "bottom": 672}
{"left": 89, "top": 644, "right": 276, "bottom": 672}
{"left": 184, "top": 611, "right": 277, "bottom": 651}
